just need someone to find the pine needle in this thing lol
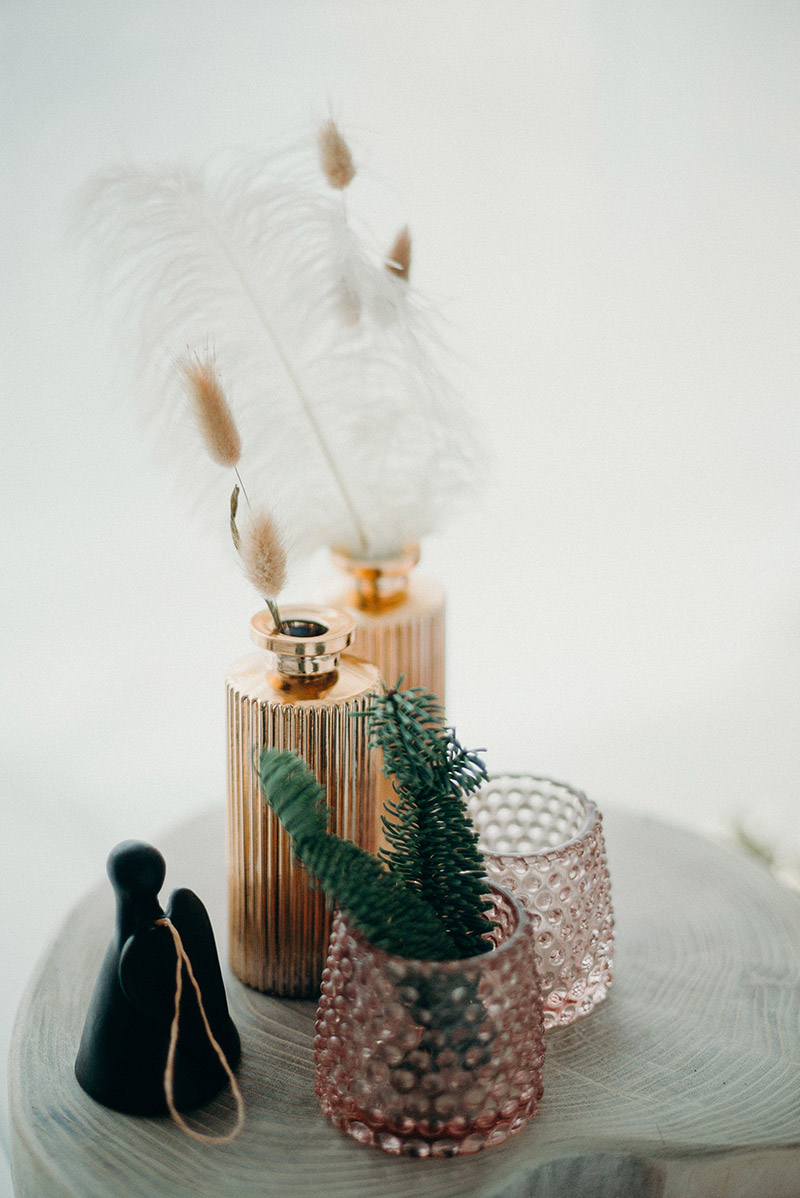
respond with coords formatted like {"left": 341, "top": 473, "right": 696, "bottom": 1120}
{"left": 259, "top": 683, "right": 496, "bottom": 961}
{"left": 368, "top": 684, "right": 494, "bottom": 958}
{"left": 259, "top": 750, "right": 457, "bottom": 960}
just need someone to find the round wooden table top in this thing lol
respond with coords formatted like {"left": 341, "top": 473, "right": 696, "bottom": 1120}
{"left": 10, "top": 807, "right": 800, "bottom": 1198}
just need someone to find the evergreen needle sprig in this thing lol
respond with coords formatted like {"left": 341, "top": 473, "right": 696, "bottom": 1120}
{"left": 259, "top": 683, "right": 495, "bottom": 961}
{"left": 259, "top": 751, "right": 457, "bottom": 960}
{"left": 366, "top": 684, "right": 493, "bottom": 959}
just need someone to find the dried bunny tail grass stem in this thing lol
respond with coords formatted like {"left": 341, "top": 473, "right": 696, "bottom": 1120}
{"left": 318, "top": 120, "right": 355, "bottom": 189}
{"left": 386, "top": 226, "right": 411, "bottom": 280}
{"left": 240, "top": 508, "right": 288, "bottom": 602}
{"left": 180, "top": 352, "right": 242, "bottom": 468}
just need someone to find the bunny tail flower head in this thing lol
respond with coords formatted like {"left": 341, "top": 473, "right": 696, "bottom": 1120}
{"left": 239, "top": 509, "right": 288, "bottom": 600}
{"left": 239, "top": 509, "right": 288, "bottom": 634}
{"left": 180, "top": 353, "right": 242, "bottom": 468}
{"left": 78, "top": 130, "right": 480, "bottom": 561}
{"left": 318, "top": 120, "right": 355, "bottom": 190}
{"left": 386, "top": 226, "right": 411, "bottom": 281}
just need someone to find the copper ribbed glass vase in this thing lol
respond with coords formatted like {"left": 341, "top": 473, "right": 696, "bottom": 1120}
{"left": 329, "top": 546, "right": 445, "bottom": 701}
{"left": 226, "top": 605, "right": 380, "bottom": 997}
{"left": 328, "top": 546, "right": 445, "bottom": 849}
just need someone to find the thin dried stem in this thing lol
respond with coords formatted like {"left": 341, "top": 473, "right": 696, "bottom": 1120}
{"left": 266, "top": 599, "right": 284, "bottom": 635}
{"left": 203, "top": 216, "right": 369, "bottom": 554}
{"left": 234, "top": 467, "right": 250, "bottom": 507}
{"left": 230, "top": 484, "right": 242, "bottom": 551}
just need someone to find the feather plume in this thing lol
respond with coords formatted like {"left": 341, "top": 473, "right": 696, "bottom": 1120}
{"left": 180, "top": 351, "right": 241, "bottom": 466}
{"left": 76, "top": 140, "right": 478, "bottom": 560}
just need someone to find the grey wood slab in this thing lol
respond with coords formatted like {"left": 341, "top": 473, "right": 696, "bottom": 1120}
{"left": 9, "top": 808, "right": 800, "bottom": 1197}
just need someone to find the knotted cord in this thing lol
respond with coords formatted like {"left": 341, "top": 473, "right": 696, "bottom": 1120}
{"left": 156, "top": 917, "right": 245, "bottom": 1143}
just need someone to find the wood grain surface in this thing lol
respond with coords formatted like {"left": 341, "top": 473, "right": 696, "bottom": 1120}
{"left": 9, "top": 808, "right": 800, "bottom": 1197}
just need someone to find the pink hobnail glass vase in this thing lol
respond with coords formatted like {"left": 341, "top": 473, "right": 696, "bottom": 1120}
{"left": 314, "top": 885, "right": 546, "bottom": 1157}
{"left": 468, "top": 775, "right": 615, "bottom": 1030}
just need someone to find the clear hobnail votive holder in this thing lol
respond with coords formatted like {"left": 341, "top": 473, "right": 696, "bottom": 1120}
{"left": 314, "top": 885, "right": 546, "bottom": 1157}
{"left": 468, "top": 775, "right": 615, "bottom": 1030}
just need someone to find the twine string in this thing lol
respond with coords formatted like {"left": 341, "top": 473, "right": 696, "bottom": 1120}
{"left": 156, "top": 917, "right": 245, "bottom": 1144}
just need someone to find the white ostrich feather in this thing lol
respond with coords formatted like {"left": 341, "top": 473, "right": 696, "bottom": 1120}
{"left": 77, "top": 143, "right": 478, "bottom": 560}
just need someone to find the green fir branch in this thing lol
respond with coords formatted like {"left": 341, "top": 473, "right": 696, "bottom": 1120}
{"left": 259, "top": 683, "right": 496, "bottom": 961}
{"left": 368, "top": 685, "right": 494, "bottom": 959}
{"left": 259, "top": 749, "right": 458, "bottom": 960}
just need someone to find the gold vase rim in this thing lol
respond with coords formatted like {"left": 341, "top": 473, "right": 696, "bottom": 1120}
{"left": 250, "top": 604, "right": 355, "bottom": 657}
{"left": 331, "top": 544, "right": 420, "bottom": 579}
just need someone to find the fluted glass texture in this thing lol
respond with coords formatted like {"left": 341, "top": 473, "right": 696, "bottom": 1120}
{"left": 314, "top": 886, "right": 545, "bottom": 1157}
{"left": 226, "top": 655, "right": 379, "bottom": 997}
{"left": 328, "top": 556, "right": 445, "bottom": 852}
{"left": 328, "top": 553, "right": 446, "bottom": 702}
{"left": 469, "top": 776, "right": 614, "bottom": 1029}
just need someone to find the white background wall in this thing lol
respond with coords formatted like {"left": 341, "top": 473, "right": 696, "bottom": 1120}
{"left": 2, "top": 3, "right": 799, "bottom": 1190}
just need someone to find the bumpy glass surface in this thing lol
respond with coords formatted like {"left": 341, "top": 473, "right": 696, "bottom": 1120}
{"left": 314, "top": 888, "right": 545, "bottom": 1157}
{"left": 469, "top": 776, "right": 614, "bottom": 1029}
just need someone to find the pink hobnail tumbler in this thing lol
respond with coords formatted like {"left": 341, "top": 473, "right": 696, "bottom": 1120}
{"left": 314, "top": 885, "right": 546, "bottom": 1157}
{"left": 468, "top": 775, "right": 614, "bottom": 1030}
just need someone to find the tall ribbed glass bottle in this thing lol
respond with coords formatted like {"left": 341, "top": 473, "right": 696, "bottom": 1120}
{"left": 226, "top": 605, "right": 380, "bottom": 997}
{"left": 328, "top": 545, "right": 446, "bottom": 701}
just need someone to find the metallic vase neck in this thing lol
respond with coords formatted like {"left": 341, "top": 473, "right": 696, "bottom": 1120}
{"left": 332, "top": 545, "right": 420, "bottom": 612}
{"left": 250, "top": 605, "right": 354, "bottom": 677}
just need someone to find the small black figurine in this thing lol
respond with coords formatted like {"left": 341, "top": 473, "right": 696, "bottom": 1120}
{"left": 75, "top": 841, "right": 241, "bottom": 1116}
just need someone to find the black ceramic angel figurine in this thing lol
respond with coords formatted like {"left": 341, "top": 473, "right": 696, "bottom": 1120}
{"left": 75, "top": 841, "right": 241, "bottom": 1116}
